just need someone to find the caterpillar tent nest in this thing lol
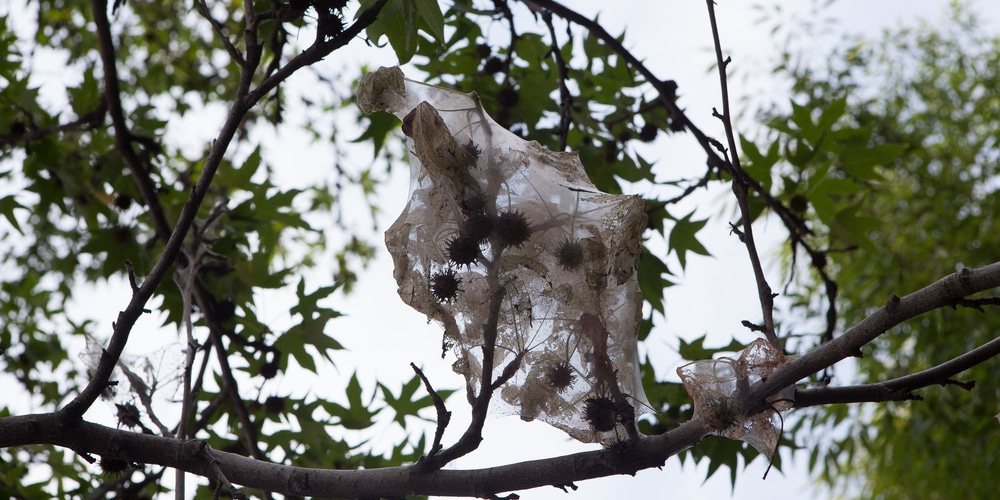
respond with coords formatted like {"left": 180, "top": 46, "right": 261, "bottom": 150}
{"left": 358, "top": 67, "right": 648, "bottom": 443}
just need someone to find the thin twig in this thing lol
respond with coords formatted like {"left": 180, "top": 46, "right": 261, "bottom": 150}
{"left": 706, "top": 0, "right": 779, "bottom": 347}
{"left": 411, "top": 363, "right": 452, "bottom": 458}
{"left": 0, "top": 100, "right": 106, "bottom": 147}
{"left": 196, "top": 0, "right": 246, "bottom": 66}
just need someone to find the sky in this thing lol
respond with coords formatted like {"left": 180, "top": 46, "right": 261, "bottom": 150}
{"left": 5, "top": 0, "right": 1000, "bottom": 499}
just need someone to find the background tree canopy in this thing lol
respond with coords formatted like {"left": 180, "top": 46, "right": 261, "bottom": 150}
{"left": 0, "top": 0, "right": 998, "bottom": 499}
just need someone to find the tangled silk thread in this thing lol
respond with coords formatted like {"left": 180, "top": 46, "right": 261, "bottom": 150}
{"left": 358, "top": 67, "right": 648, "bottom": 444}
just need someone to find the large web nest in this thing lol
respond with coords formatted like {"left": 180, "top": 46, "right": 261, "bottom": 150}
{"left": 676, "top": 339, "right": 794, "bottom": 458}
{"left": 359, "top": 67, "right": 648, "bottom": 443}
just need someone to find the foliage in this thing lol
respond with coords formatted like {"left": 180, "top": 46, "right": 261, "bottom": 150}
{"left": 0, "top": 0, "right": 998, "bottom": 498}
{"left": 748, "top": 3, "right": 1000, "bottom": 497}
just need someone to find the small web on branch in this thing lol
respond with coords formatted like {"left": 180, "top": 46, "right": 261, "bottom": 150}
{"left": 677, "top": 338, "right": 794, "bottom": 458}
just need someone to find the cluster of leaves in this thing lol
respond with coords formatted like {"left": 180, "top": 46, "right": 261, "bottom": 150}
{"left": 745, "top": 3, "right": 1000, "bottom": 497}
{"left": 2, "top": 0, "right": 997, "bottom": 497}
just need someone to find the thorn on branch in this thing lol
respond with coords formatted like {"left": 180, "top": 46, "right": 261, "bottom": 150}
{"left": 729, "top": 221, "right": 745, "bottom": 242}
{"left": 942, "top": 378, "right": 976, "bottom": 391}
{"left": 487, "top": 493, "right": 520, "bottom": 500}
{"left": 124, "top": 260, "right": 140, "bottom": 293}
{"left": 554, "top": 482, "right": 578, "bottom": 492}
{"left": 886, "top": 293, "right": 900, "bottom": 311}
{"left": 741, "top": 320, "right": 764, "bottom": 332}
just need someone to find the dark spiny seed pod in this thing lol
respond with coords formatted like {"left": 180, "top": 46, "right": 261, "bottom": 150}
{"left": 260, "top": 356, "right": 279, "bottom": 379}
{"left": 99, "top": 457, "right": 130, "bottom": 477}
{"left": 603, "top": 142, "right": 618, "bottom": 163}
{"left": 113, "top": 194, "right": 133, "bottom": 211}
{"left": 583, "top": 396, "right": 618, "bottom": 432}
{"left": 462, "top": 140, "right": 482, "bottom": 161}
{"left": 497, "top": 85, "right": 519, "bottom": 109}
{"left": 639, "top": 123, "right": 658, "bottom": 142}
{"left": 113, "top": 225, "right": 133, "bottom": 243}
{"left": 447, "top": 235, "right": 480, "bottom": 266}
{"left": 493, "top": 210, "right": 532, "bottom": 248}
{"left": 555, "top": 239, "right": 585, "bottom": 270}
{"left": 669, "top": 117, "right": 686, "bottom": 133}
{"left": 115, "top": 403, "right": 141, "bottom": 429}
{"left": 430, "top": 268, "right": 461, "bottom": 303}
{"left": 461, "top": 212, "right": 495, "bottom": 244}
{"left": 461, "top": 191, "right": 489, "bottom": 214}
{"left": 264, "top": 396, "right": 285, "bottom": 414}
{"left": 545, "top": 362, "right": 575, "bottom": 393}
{"left": 483, "top": 56, "right": 504, "bottom": 74}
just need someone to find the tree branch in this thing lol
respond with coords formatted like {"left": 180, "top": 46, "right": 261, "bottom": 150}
{"left": 90, "top": 0, "right": 173, "bottom": 243}
{"left": 706, "top": 0, "right": 778, "bottom": 346}
{"left": 60, "top": 0, "right": 264, "bottom": 424}
{"left": 741, "top": 262, "right": 1000, "bottom": 416}
{"left": 794, "top": 330, "right": 1000, "bottom": 408}
{"left": 0, "top": 412, "right": 707, "bottom": 498}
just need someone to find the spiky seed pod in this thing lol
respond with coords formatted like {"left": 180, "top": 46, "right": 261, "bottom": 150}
{"left": 545, "top": 362, "right": 575, "bottom": 393}
{"left": 113, "top": 194, "right": 133, "bottom": 211}
{"left": 446, "top": 235, "right": 480, "bottom": 266}
{"left": 462, "top": 140, "right": 482, "bottom": 161}
{"left": 461, "top": 212, "right": 494, "bottom": 244}
{"left": 583, "top": 396, "right": 618, "bottom": 432}
{"left": 639, "top": 123, "right": 658, "bottom": 142}
{"left": 555, "top": 239, "right": 585, "bottom": 270}
{"left": 115, "top": 403, "right": 141, "bottom": 429}
{"left": 264, "top": 396, "right": 285, "bottom": 414}
{"left": 461, "top": 190, "right": 489, "bottom": 215}
{"left": 99, "top": 457, "right": 130, "bottom": 477}
{"left": 493, "top": 210, "right": 532, "bottom": 248}
{"left": 484, "top": 56, "right": 505, "bottom": 74}
{"left": 430, "top": 268, "right": 461, "bottom": 303}
{"left": 260, "top": 355, "right": 279, "bottom": 379}
{"left": 497, "top": 85, "right": 519, "bottom": 108}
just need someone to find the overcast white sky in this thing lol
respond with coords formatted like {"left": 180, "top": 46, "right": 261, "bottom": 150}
{"left": 6, "top": 1, "right": 1000, "bottom": 499}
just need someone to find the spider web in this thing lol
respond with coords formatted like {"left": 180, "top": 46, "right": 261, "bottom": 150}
{"left": 359, "top": 67, "right": 648, "bottom": 443}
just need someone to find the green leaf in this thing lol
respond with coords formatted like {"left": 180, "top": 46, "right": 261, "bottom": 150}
{"left": 352, "top": 111, "right": 400, "bottom": 157}
{"left": 324, "top": 373, "right": 379, "bottom": 430}
{"left": 667, "top": 210, "right": 711, "bottom": 270}
{"left": 638, "top": 248, "right": 673, "bottom": 316}
{"left": 380, "top": 374, "right": 455, "bottom": 427}
{"left": 839, "top": 142, "right": 905, "bottom": 180}
{"left": 414, "top": 0, "right": 444, "bottom": 42}
{"left": 0, "top": 194, "right": 25, "bottom": 234}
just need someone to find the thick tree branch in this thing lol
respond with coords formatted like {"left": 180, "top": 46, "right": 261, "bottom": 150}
{"left": 740, "top": 262, "right": 1000, "bottom": 416}
{"left": 248, "top": 0, "right": 390, "bottom": 104}
{"left": 0, "top": 412, "right": 707, "bottom": 498}
{"left": 794, "top": 331, "right": 1000, "bottom": 408}
{"left": 19, "top": 263, "right": 994, "bottom": 497}
{"left": 90, "top": 0, "right": 173, "bottom": 243}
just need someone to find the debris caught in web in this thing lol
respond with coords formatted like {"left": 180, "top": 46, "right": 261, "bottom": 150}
{"left": 358, "top": 67, "right": 648, "bottom": 444}
{"left": 677, "top": 338, "right": 794, "bottom": 458}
